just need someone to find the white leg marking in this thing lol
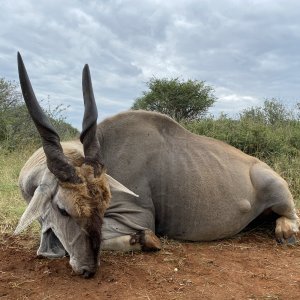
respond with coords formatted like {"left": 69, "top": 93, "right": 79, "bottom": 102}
{"left": 101, "top": 235, "right": 141, "bottom": 251}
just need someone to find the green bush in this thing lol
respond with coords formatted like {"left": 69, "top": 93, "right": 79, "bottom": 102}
{"left": 184, "top": 100, "right": 300, "bottom": 162}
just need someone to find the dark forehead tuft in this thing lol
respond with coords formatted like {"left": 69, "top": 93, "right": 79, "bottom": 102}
{"left": 59, "top": 165, "right": 111, "bottom": 218}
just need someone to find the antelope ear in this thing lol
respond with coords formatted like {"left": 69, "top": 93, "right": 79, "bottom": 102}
{"left": 105, "top": 174, "right": 139, "bottom": 198}
{"left": 14, "top": 184, "right": 54, "bottom": 234}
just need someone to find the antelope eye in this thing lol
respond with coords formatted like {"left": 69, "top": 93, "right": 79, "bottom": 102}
{"left": 57, "top": 205, "right": 69, "bottom": 217}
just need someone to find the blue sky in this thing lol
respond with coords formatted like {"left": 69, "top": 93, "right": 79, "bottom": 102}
{"left": 1, "top": 0, "right": 300, "bottom": 129}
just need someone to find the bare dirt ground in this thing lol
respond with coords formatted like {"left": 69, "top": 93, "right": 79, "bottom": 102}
{"left": 0, "top": 228, "right": 299, "bottom": 300}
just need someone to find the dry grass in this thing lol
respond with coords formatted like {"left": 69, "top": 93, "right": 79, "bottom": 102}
{"left": 0, "top": 147, "right": 39, "bottom": 236}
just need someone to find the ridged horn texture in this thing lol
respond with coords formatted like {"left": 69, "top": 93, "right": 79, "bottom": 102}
{"left": 80, "top": 64, "right": 103, "bottom": 177}
{"left": 17, "top": 52, "right": 82, "bottom": 184}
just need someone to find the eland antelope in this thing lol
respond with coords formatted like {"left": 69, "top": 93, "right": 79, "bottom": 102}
{"left": 15, "top": 53, "right": 299, "bottom": 278}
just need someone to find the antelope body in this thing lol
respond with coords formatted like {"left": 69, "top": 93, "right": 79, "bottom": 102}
{"left": 16, "top": 53, "right": 299, "bottom": 278}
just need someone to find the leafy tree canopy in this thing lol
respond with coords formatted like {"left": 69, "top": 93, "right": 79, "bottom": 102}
{"left": 132, "top": 77, "right": 216, "bottom": 122}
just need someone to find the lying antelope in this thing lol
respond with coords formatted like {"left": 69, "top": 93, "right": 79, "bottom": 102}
{"left": 15, "top": 53, "right": 299, "bottom": 278}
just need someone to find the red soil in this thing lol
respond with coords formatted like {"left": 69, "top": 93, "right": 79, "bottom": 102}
{"left": 0, "top": 231, "right": 299, "bottom": 300}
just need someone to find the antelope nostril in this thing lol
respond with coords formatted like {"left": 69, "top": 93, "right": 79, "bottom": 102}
{"left": 82, "top": 269, "right": 95, "bottom": 279}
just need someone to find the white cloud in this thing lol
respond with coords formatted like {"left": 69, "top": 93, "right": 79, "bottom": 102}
{"left": 211, "top": 86, "right": 260, "bottom": 117}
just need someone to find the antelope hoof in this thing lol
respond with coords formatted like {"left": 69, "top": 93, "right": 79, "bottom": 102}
{"left": 130, "top": 230, "right": 161, "bottom": 251}
{"left": 275, "top": 216, "right": 299, "bottom": 245}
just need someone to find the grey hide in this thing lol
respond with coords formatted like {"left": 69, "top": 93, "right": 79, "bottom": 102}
{"left": 98, "top": 111, "right": 298, "bottom": 241}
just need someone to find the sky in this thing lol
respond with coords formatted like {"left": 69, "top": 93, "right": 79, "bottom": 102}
{"left": 1, "top": 0, "right": 300, "bottom": 129}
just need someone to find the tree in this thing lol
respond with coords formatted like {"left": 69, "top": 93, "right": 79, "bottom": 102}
{"left": 0, "top": 77, "right": 78, "bottom": 150}
{"left": 132, "top": 77, "right": 216, "bottom": 122}
{"left": 0, "top": 78, "right": 22, "bottom": 142}
{"left": 0, "top": 78, "right": 21, "bottom": 111}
